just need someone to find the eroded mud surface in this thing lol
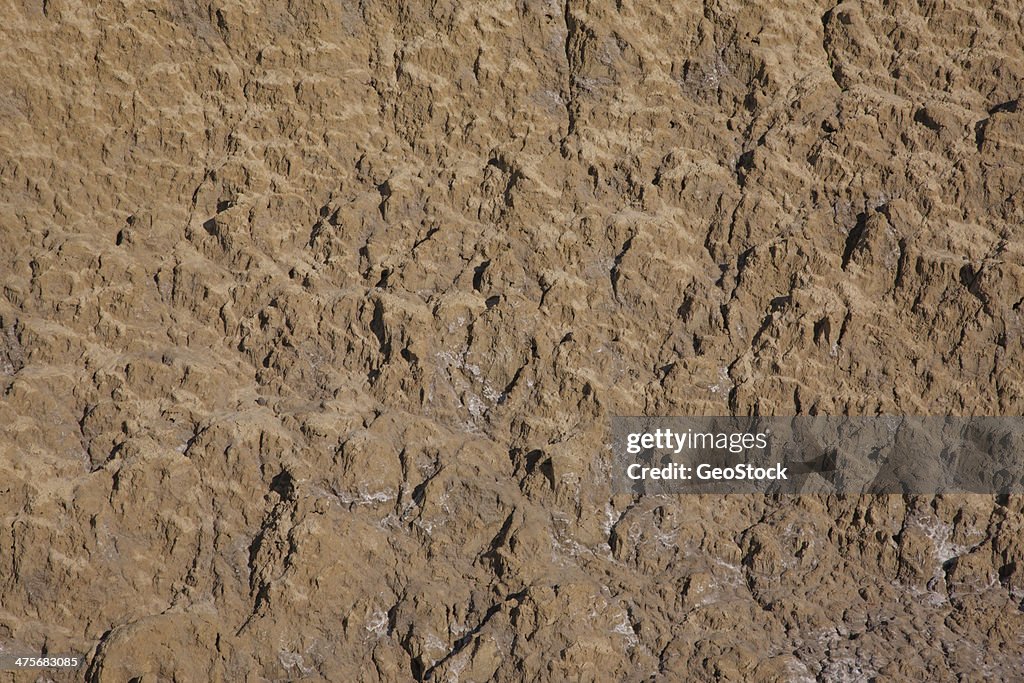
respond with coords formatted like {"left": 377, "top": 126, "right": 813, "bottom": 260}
{"left": 2, "top": 1, "right": 1023, "bottom": 680}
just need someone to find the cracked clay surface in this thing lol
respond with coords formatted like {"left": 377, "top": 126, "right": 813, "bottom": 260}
{"left": 1, "top": 0, "right": 1023, "bottom": 680}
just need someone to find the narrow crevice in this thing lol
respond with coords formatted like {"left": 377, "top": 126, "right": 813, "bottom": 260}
{"left": 610, "top": 235, "right": 634, "bottom": 300}
{"left": 422, "top": 590, "right": 527, "bottom": 680}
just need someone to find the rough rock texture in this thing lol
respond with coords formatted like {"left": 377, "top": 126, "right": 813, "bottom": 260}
{"left": 1, "top": 0, "right": 1023, "bottom": 680}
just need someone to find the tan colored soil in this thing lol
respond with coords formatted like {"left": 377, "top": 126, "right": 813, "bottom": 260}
{"left": 1, "top": 0, "right": 1023, "bottom": 680}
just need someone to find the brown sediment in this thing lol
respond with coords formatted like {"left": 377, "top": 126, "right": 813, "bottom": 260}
{"left": 1, "top": 0, "right": 1022, "bottom": 680}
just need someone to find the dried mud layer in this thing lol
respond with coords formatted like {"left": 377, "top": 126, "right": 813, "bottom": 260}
{"left": 1, "top": 0, "right": 1024, "bottom": 681}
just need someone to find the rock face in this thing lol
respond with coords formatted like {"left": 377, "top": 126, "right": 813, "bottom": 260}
{"left": 1, "top": 0, "right": 1022, "bottom": 680}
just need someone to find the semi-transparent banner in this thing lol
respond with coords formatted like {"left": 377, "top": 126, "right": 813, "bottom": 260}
{"left": 611, "top": 417, "right": 1024, "bottom": 495}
